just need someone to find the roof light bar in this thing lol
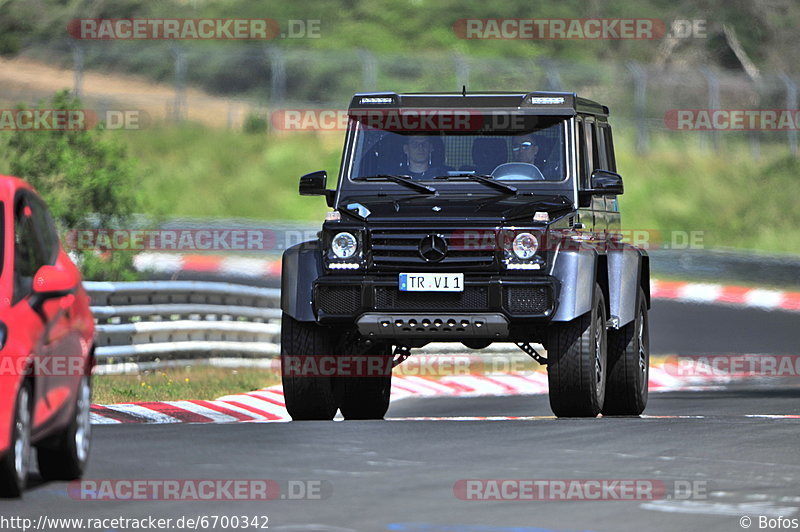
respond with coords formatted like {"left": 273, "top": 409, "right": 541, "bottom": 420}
{"left": 359, "top": 97, "right": 394, "bottom": 104}
{"left": 529, "top": 97, "right": 566, "bottom": 105}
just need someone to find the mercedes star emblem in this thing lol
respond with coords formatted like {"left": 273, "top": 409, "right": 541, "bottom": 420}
{"left": 419, "top": 234, "right": 448, "bottom": 262}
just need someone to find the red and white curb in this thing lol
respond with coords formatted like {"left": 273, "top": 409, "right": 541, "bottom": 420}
{"left": 88, "top": 361, "right": 746, "bottom": 425}
{"left": 134, "top": 253, "right": 282, "bottom": 279}
{"left": 134, "top": 253, "right": 800, "bottom": 312}
{"left": 650, "top": 279, "right": 800, "bottom": 312}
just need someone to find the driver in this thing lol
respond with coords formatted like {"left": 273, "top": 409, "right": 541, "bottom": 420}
{"left": 511, "top": 133, "right": 540, "bottom": 165}
{"left": 401, "top": 135, "right": 446, "bottom": 179}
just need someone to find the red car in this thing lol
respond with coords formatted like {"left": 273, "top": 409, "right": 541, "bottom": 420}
{"left": 0, "top": 176, "right": 95, "bottom": 497}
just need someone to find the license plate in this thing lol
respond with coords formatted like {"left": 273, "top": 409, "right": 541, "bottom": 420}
{"left": 399, "top": 273, "right": 464, "bottom": 292}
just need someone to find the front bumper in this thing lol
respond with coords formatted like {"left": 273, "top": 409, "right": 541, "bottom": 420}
{"left": 313, "top": 274, "right": 559, "bottom": 327}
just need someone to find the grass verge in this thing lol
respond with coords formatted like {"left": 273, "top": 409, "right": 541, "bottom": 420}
{"left": 93, "top": 365, "right": 281, "bottom": 404}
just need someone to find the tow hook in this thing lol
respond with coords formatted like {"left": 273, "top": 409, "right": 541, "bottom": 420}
{"left": 392, "top": 345, "right": 412, "bottom": 367}
{"left": 515, "top": 342, "right": 548, "bottom": 365}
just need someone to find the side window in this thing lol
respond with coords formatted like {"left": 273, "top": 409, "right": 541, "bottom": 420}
{"left": 583, "top": 118, "right": 595, "bottom": 183}
{"left": 590, "top": 122, "right": 602, "bottom": 171}
{"left": 28, "top": 195, "right": 60, "bottom": 264}
{"left": 595, "top": 123, "right": 609, "bottom": 171}
{"left": 577, "top": 117, "right": 588, "bottom": 188}
{"left": 601, "top": 124, "right": 617, "bottom": 172}
{"left": 13, "top": 197, "right": 46, "bottom": 304}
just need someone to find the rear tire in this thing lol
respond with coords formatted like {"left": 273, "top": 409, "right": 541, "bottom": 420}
{"left": 0, "top": 382, "right": 32, "bottom": 498}
{"left": 336, "top": 344, "right": 393, "bottom": 420}
{"left": 280, "top": 314, "right": 339, "bottom": 421}
{"left": 547, "top": 284, "right": 607, "bottom": 418}
{"left": 37, "top": 375, "right": 92, "bottom": 481}
{"left": 602, "top": 288, "right": 649, "bottom": 416}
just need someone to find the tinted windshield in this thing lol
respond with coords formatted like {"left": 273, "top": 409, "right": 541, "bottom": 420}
{"left": 347, "top": 114, "right": 568, "bottom": 183}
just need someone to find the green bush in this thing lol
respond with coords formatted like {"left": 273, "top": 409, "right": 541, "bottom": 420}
{"left": 2, "top": 91, "right": 142, "bottom": 280}
{"left": 242, "top": 112, "right": 268, "bottom": 134}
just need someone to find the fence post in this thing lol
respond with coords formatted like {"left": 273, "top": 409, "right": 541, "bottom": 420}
{"left": 265, "top": 46, "right": 286, "bottom": 107}
{"left": 626, "top": 61, "right": 648, "bottom": 154}
{"left": 700, "top": 67, "right": 720, "bottom": 151}
{"left": 453, "top": 53, "right": 470, "bottom": 91}
{"left": 358, "top": 49, "right": 377, "bottom": 91}
{"left": 779, "top": 72, "right": 798, "bottom": 157}
{"left": 170, "top": 45, "right": 186, "bottom": 122}
{"left": 70, "top": 41, "right": 84, "bottom": 99}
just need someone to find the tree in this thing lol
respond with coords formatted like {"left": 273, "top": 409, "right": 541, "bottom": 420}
{"left": 4, "top": 90, "right": 142, "bottom": 280}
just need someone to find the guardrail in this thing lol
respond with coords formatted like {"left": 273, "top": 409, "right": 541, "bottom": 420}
{"left": 85, "top": 281, "right": 282, "bottom": 364}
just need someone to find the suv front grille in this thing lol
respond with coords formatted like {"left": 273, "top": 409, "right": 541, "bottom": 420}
{"left": 375, "top": 286, "right": 489, "bottom": 311}
{"left": 369, "top": 228, "right": 496, "bottom": 269}
{"left": 504, "top": 286, "right": 551, "bottom": 314}
{"left": 316, "top": 286, "right": 361, "bottom": 315}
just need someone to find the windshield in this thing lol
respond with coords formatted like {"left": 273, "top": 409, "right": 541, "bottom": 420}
{"left": 347, "top": 114, "right": 568, "bottom": 183}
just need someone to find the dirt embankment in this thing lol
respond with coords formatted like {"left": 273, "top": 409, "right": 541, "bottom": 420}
{"left": 0, "top": 55, "right": 256, "bottom": 128}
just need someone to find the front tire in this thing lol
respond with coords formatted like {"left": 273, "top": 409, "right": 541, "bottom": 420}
{"left": 280, "top": 314, "right": 339, "bottom": 421}
{"left": 37, "top": 375, "right": 92, "bottom": 481}
{"left": 0, "top": 382, "right": 32, "bottom": 498}
{"left": 602, "top": 288, "right": 649, "bottom": 416}
{"left": 336, "top": 344, "right": 393, "bottom": 420}
{"left": 547, "top": 284, "right": 607, "bottom": 417}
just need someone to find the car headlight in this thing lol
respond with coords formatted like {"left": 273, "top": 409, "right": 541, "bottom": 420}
{"left": 331, "top": 232, "right": 358, "bottom": 259}
{"left": 512, "top": 232, "right": 538, "bottom": 260}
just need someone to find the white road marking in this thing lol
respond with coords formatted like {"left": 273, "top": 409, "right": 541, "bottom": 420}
{"left": 641, "top": 499, "right": 798, "bottom": 517}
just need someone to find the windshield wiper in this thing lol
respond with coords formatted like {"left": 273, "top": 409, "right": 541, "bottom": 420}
{"left": 355, "top": 174, "right": 437, "bottom": 195}
{"left": 435, "top": 173, "right": 517, "bottom": 195}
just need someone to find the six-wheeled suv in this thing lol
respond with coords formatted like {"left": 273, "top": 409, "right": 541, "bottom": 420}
{"left": 281, "top": 91, "right": 650, "bottom": 420}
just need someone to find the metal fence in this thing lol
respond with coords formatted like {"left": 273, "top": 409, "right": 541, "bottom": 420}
{"left": 86, "top": 281, "right": 281, "bottom": 364}
{"left": 4, "top": 41, "right": 798, "bottom": 155}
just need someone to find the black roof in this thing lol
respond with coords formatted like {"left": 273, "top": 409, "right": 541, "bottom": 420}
{"left": 348, "top": 91, "right": 609, "bottom": 116}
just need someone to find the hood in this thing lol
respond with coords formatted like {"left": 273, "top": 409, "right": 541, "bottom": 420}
{"left": 337, "top": 193, "right": 574, "bottom": 224}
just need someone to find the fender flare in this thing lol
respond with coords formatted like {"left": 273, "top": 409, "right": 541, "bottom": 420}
{"left": 550, "top": 246, "right": 598, "bottom": 322}
{"left": 281, "top": 240, "right": 324, "bottom": 322}
{"left": 607, "top": 245, "right": 649, "bottom": 328}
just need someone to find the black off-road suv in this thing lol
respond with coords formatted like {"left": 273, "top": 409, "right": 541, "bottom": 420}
{"left": 281, "top": 91, "right": 650, "bottom": 420}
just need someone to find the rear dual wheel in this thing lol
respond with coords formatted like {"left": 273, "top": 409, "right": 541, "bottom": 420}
{"left": 603, "top": 288, "right": 649, "bottom": 416}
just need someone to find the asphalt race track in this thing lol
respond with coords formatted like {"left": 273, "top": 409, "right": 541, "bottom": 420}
{"left": 4, "top": 299, "right": 800, "bottom": 532}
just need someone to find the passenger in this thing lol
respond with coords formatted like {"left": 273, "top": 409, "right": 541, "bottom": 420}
{"left": 400, "top": 135, "right": 447, "bottom": 179}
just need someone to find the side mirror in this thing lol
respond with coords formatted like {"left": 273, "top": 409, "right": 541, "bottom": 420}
{"left": 590, "top": 169, "right": 624, "bottom": 195}
{"left": 299, "top": 170, "right": 335, "bottom": 207}
{"left": 30, "top": 265, "right": 76, "bottom": 309}
{"left": 578, "top": 169, "right": 624, "bottom": 207}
